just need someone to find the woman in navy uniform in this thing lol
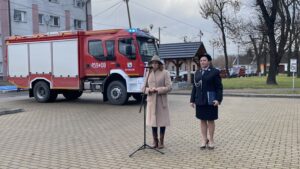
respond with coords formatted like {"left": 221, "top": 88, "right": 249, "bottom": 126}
{"left": 190, "top": 54, "right": 223, "bottom": 149}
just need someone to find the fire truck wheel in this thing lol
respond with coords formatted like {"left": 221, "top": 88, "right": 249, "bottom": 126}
{"left": 132, "top": 93, "right": 143, "bottom": 102}
{"left": 107, "top": 81, "right": 128, "bottom": 105}
{"left": 33, "top": 81, "right": 53, "bottom": 103}
{"left": 63, "top": 91, "right": 83, "bottom": 100}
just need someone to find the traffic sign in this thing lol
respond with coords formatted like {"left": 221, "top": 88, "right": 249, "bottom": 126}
{"left": 290, "top": 59, "right": 297, "bottom": 73}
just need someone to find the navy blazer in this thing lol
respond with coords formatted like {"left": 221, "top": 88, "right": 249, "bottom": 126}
{"left": 190, "top": 67, "right": 223, "bottom": 106}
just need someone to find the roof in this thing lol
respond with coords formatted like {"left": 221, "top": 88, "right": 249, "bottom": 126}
{"left": 158, "top": 42, "right": 206, "bottom": 59}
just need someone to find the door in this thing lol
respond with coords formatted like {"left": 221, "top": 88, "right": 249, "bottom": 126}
{"left": 85, "top": 39, "right": 108, "bottom": 77}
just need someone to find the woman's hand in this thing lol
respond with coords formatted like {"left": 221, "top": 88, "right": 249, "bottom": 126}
{"left": 213, "top": 100, "right": 219, "bottom": 106}
{"left": 190, "top": 102, "right": 195, "bottom": 108}
{"left": 149, "top": 88, "right": 158, "bottom": 94}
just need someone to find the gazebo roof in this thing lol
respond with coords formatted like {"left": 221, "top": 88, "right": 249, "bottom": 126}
{"left": 159, "top": 42, "right": 206, "bottom": 59}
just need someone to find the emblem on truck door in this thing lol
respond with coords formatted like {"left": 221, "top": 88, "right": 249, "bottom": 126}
{"left": 127, "top": 62, "right": 133, "bottom": 68}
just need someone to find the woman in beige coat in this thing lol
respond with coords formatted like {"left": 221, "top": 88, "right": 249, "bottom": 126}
{"left": 142, "top": 55, "right": 172, "bottom": 149}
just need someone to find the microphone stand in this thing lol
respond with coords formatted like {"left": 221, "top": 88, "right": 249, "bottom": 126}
{"left": 129, "top": 67, "right": 164, "bottom": 157}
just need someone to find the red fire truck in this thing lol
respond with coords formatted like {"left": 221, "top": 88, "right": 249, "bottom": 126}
{"left": 5, "top": 28, "right": 158, "bottom": 105}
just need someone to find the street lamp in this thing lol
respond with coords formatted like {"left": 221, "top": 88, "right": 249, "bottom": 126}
{"left": 198, "top": 30, "right": 203, "bottom": 42}
{"left": 237, "top": 42, "right": 240, "bottom": 67}
{"left": 233, "top": 40, "right": 241, "bottom": 67}
{"left": 158, "top": 26, "right": 167, "bottom": 44}
{"left": 43, "top": 15, "right": 51, "bottom": 34}
{"left": 209, "top": 40, "right": 220, "bottom": 60}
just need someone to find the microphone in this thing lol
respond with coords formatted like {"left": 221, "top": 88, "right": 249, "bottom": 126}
{"left": 144, "top": 66, "right": 153, "bottom": 69}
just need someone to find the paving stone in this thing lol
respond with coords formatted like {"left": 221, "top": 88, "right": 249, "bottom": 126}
{"left": 0, "top": 94, "right": 299, "bottom": 168}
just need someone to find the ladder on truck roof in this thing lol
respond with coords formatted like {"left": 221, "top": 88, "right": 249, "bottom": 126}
{"left": 7, "top": 29, "right": 122, "bottom": 40}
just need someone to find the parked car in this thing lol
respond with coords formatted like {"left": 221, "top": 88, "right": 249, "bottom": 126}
{"left": 245, "top": 68, "right": 257, "bottom": 76}
{"left": 229, "top": 67, "right": 245, "bottom": 77}
{"left": 169, "top": 71, "right": 176, "bottom": 80}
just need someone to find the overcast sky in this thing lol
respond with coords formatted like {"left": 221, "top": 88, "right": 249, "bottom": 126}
{"left": 91, "top": 0, "right": 256, "bottom": 58}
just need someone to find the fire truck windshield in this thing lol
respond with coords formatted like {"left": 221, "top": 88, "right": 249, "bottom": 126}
{"left": 137, "top": 37, "right": 158, "bottom": 62}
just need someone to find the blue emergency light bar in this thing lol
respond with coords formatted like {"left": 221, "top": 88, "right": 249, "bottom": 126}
{"left": 128, "top": 28, "right": 138, "bottom": 33}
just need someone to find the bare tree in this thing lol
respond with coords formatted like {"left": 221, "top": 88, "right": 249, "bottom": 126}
{"left": 286, "top": 0, "right": 300, "bottom": 77}
{"left": 199, "top": 0, "right": 240, "bottom": 77}
{"left": 256, "top": 0, "right": 292, "bottom": 85}
{"left": 295, "top": 11, "right": 300, "bottom": 77}
{"left": 241, "top": 16, "right": 269, "bottom": 75}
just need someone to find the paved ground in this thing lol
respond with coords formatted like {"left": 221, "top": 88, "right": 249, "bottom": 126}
{"left": 0, "top": 93, "right": 300, "bottom": 169}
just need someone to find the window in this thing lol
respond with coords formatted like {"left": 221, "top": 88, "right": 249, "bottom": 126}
{"left": 88, "top": 40, "right": 104, "bottom": 59}
{"left": 49, "top": 0, "right": 58, "bottom": 3}
{"left": 118, "top": 39, "right": 136, "bottom": 59}
{"left": 73, "top": 0, "right": 85, "bottom": 8}
{"left": 192, "top": 65, "right": 196, "bottom": 71}
{"left": 14, "top": 10, "right": 27, "bottom": 22}
{"left": 106, "top": 41, "right": 115, "bottom": 60}
{"left": 39, "top": 14, "right": 44, "bottom": 24}
{"left": 74, "top": 19, "right": 82, "bottom": 29}
{"left": 137, "top": 37, "right": 158, "bottom": 62}
{"left": 50, "top": 16, "right": 60, "bottom": 27}
{"left": 172, "top": 66, "right": 175, "bottom": 71}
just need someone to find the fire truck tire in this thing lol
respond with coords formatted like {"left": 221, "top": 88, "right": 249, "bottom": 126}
{"left": 33, "top": 81, "right": 54, "bottom": 103}
{"left": 63, "top": 91, "right": 83, "bottom": 100}
{"left": 107, "top": 81, "right": 128, "bottom": 105}
{"left": 132, "top": 93, "right": 143, "bottom": 102}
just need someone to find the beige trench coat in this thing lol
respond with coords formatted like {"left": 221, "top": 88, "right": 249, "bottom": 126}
{"left": 142, "top": 69, "right": 172, "bottom": 127}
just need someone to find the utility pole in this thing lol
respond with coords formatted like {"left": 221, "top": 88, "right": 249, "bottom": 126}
{"left": 85, "top": 0, "right": 91, "bottom": 30}
{"left": 8, "top": 0, "right": 12, "bottom": 36}
{"left": 124, "top": 0, "right": 132, "bottom": 29}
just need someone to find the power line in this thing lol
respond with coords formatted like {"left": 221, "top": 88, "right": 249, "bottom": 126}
{"left": 130, "top": 1, "right": 212, "bottom": 34}
{"left": 93, "top": 0, "right": 120, "bottom": 4}
{"left": 93, "top": 21, "right": 126, "bottom": 28}
{"left": 107, "top": 2, "right": 123, "bottom": 21}
{"left": 93, "top": 1, "right": 123, "bottom": 18}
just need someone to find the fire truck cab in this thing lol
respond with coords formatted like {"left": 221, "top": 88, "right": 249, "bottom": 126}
{"left": 6, "top": 28, "right": 158, "bottom": 105}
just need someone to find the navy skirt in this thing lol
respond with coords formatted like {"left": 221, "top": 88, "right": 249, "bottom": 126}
{"left": 196, "top": 105, "right": 218, "bottom": 120}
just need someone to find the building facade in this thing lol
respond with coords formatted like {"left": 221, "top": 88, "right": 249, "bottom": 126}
{"left": 0, "top": 0, "right": 93, "bottom": 78}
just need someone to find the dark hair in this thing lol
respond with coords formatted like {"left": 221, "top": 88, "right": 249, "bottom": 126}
{"left": 151, "top": 61, "right": 164, "bottom": 71}
{"left": 199, "top": 53, "right": 212, "bottom": 61}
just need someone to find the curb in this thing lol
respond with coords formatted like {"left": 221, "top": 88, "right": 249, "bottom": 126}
{"left": 0, "top": 108, "right": 25, "bottom": 116}
{"left": 170, "top": 92, "right": 300, "bottom": 99}
{"left": 0, "top": 90, "right": 24, "bottom": 94}
{"left": 2, "top": 89, "right": 300, "bottom": 99}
